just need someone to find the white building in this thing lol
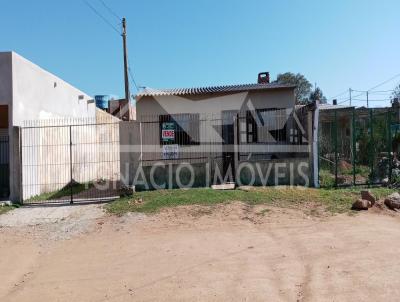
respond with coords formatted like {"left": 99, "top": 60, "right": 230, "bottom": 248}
{"left": 0, "top": 51, "right": 96, "bottom": 201}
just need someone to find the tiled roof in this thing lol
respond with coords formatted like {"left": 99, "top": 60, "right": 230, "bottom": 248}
{"left": 319, "top": 104, "right": 354, "bottom": 110}
{"left": 136, "top": 82, "right": 296, "bottom": 98}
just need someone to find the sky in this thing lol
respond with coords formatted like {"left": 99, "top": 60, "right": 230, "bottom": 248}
{"left": 1, "top": 0, "right": 399, "bottom": 107}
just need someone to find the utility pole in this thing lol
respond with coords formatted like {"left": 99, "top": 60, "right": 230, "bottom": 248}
{"left": 367, "top": 91, "right": 369, "bottom": 108}
{"left": 349, "top": 88, "right": 352, "bottom": 106}
{"left": 122, "top": 18, "right": 130, "bottom": 104}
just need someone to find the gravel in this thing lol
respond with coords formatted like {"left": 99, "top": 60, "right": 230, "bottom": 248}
{"left": 0, "top": 204, "right": 105, "bottom": 241}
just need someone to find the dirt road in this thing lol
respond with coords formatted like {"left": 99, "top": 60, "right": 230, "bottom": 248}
{"left": 1, "top": 203, "right": 400, "bottom": 301}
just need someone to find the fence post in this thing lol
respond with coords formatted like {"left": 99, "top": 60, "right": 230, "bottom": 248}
{"left": 69, "top": 125, "right": 73, "bottom": 204}
{"left": 352, "top": 108, "right": 356, "bottom": 186}
{"left": 234, "top": 114, "right": 239, "bottom": 184}
{"left": 388, "top": 110, "right": 392, "bottom": 183}
{"left": 334, "top": 110, "right": 338, "bottom": 187}
{"left": 369, "top": 109, "right": 374, "bottom": 186}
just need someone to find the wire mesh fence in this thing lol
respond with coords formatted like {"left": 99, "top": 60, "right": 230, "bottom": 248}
{"left": 318, "top": 107, "right": 398, "bottom": 187}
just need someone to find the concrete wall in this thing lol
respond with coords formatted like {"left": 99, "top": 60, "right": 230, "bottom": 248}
{"left": 10, "top": 52, "right": 95, "bottom": 125}
{"left": 123, "top": 158, "right": 310, "bottom": 191}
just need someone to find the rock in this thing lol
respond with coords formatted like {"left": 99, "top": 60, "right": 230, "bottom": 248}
{"left": 384, "top": 199, "right": 400, "bottom": 210}
{"left": 387, "top": 192, "right": 400, "bottom": 201}
{"left": 352, "top": 199, "right": 372, "bottom": 211}
{"left": 384, "top": 192, "right": 400, "bottom": 210}
{"left": 120, "top": 185, "right": 135, "bottom": 197}
{"left": 382, "top": 178, "right": 389, "bottom": 187}
{"left": 211, "top": 183, "right": 236, "bottom": 190}
{"left": 361, "top": 190, "right": 376, "bottom": 205}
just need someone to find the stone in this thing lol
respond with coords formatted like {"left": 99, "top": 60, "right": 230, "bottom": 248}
{"left": 211, "top": 183, "right": 236, "bottom": 190}
{"left": 387, "top": 192, "right": 400, "bottom": 202}
{"left": 384, "top": 192, "right": 400, "bottom": 210}
{"left": 352, "top": 199, "right": 371, "bottom": 211}
{"left": 382, "top": 178, "right": 389, "bottom": 187}
{"left": 361, "top": 190, "right": 376, "bottom": 206}
{"left": 120, "top": 185, "right": 135, "bottom": 197}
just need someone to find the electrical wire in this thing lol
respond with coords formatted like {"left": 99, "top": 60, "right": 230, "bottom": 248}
{"left": 83, "top": 0, "right": 121, "bottom": 35}
{"left": 330, "top": 89, "right": 349, "bottom": 100}
{"left": 98, "top": 0, "right": 122, "bottom": 21}
{"left": 128, "top": 64, "right": 139, "bottom": 92}
{"left": 368, "top": 73, "right": 400, "bottom": 91}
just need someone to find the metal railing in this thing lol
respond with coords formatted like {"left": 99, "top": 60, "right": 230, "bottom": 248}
{"left": 318, "top": 107, "right": 398, "bottom": 187}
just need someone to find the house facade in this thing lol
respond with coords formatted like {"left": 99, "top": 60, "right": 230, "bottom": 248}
{"left": 120, "top": 79, "right": 314, "bottom": 190}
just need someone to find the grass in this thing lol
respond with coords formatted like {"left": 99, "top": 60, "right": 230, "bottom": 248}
{"left": 0, "top": 204, "right": 18, "bottom": 215}
{"left": 106, "top": 187, "right": 398, "bottom": 216}
{"left": 28, "top": 182, "right": 93, "bottom": 202}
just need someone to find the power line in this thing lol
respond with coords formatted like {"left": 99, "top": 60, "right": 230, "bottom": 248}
{"left": 368, "top": 73, "right": 400, "bottom": 91}
{"left": 83, "top": 0, "right": 121, "bottom": 35}
{"left": 330, "top": 89, "right": 349, "bottom": 100}
{"left": 98, "top": 0, "right": 121, "bottom": 22}
{"left": 128, "top": 65, "right": 139, "bottom": 92}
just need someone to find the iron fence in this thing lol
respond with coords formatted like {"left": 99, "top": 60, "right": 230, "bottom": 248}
{"left": 128, "top": 108, "right": 312, "bottom": 189}
{"left": 318, "top": 107, "right": 398, "bottom": 187}
{"left": 21, "top": 121, "right": 120, "bottom": 204}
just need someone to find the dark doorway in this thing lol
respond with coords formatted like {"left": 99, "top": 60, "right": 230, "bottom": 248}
{"left": 0, "top": 136, "right": 10, "bottom": 198}
{"left": 221, "top": 111, "right": 237, "bottom": 182}
{"left": 0, "top": 105, "right": 9, "bottom": 198}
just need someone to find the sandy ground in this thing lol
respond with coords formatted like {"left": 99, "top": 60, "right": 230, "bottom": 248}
{"left": 1, "top": 203, "right": 400, "bottom": 301}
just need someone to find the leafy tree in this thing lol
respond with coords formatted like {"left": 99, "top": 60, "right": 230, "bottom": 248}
{"left": 275, "top": 72, "right": 312, "bottom": 104}
{"left": 393, "top": 84, "right": 400, "bottom": 100}
{"left": 310, "top": 87, "right": 327, "bottom": 104}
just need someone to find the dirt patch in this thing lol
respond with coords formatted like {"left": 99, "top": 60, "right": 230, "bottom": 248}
{"left": 1, "top": 203, "right": 400, "bottom": 301}
{"left": 0, "top": 204, "right": 105, "bottom": 241}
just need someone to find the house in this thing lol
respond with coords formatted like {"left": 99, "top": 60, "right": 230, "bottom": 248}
{"left": 0, "top": 51, "right": 97, "bottom": 201}
{"left": 120, "top": 73, "right": 314, "bottom": 190}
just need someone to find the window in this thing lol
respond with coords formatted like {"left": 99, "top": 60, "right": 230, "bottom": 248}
{"left": 246, "top": 111, "right": 257, "bottom": 143}
{"left": 246, "top": 109, "right": 288, "bottom": 143}
{"left": 159, "top": 114, "right": 200, "bottom": 146}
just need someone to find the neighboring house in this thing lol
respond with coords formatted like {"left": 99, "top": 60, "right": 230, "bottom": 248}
{"left": 0, "top": 51, "right": 97, "bottom": 201}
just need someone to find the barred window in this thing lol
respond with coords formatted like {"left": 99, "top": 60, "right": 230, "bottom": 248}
{"left": 159, "top": 114, "right": 200, "bottom": 146}
{"left": 246, "top": 109, "right": 288, "bottom": 143}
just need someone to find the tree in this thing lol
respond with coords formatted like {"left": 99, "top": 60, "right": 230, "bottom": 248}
{"left": 275, "top": 72, "right": 312, "bottom": 104}
{"left": 393, "top": 84, "right": 400, "bottom": 100}
{"left": 310, "top": 87, "right": 327, "bottom": 104}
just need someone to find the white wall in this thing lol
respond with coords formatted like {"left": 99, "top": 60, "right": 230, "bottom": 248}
{"left": 0, "top": 51, "right": 97, "bottom": 202}
{"left": 10, "top": 52, "right": 95, "bottom": 125}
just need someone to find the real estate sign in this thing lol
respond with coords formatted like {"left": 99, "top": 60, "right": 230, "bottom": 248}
{"left": 162, "top": 122, "right": 175, "bottom": 142}
{"left": 162, "top": 144, "right": 179, "bottom": 160}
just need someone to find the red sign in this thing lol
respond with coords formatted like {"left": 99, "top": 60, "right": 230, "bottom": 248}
{"left": 162, "top": 130, "right": 175, "bottom": 140}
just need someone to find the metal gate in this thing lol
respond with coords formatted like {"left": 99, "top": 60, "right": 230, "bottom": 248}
{"left": 21, "top": 122, "right": 120, "bottom": 204}
{"left": 0, "top": 136, "right": 10, "bottom": 198}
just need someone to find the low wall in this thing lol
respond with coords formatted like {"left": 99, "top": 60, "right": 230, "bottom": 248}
{"left": 125, "top": 158, "right": 311, "bottom": 191}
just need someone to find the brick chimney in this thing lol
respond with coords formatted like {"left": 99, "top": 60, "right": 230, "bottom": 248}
{"left": 258, "top": 72, "right": 270, "bottom": 84}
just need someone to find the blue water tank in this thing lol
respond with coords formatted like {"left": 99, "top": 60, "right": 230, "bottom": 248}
{"left": 95, "top": 95, "right": 111, "bottom": 110}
